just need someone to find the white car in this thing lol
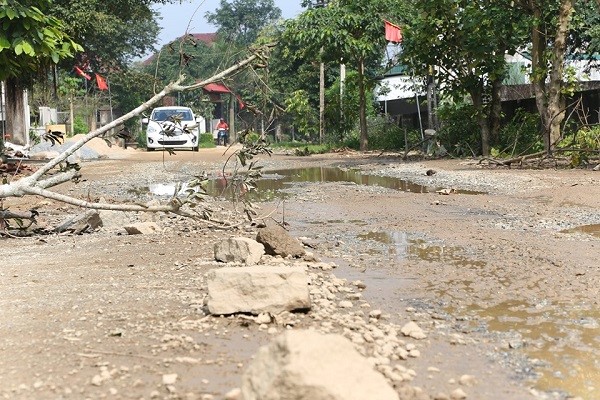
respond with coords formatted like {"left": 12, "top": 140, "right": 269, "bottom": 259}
{"left": 142, "top": 107, "right": 202, "bottom": 151}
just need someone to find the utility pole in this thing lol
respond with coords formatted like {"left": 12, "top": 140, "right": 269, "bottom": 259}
{"left": 340, "top": 63, "right": 346, "bottom": 117}
{"left": 315, "top": 0, "right": 329, "bottom": 144}
{"left": 319, "top": 57, "right": 325, "bottom": 144}
{"left": 426, "top": 65, "right": 438, "bottom": 130}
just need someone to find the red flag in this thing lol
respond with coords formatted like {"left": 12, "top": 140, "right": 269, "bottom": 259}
{"left": 384, "top": 20, "right": 403, "bottom": 43}
{"left": 95, "top": 73, "right": 109, "bottom": 91}
{"left": 74, "top": 66, "right": 91, "bottom": 80}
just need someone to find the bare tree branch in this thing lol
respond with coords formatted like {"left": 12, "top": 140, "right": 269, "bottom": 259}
{"left": 35, "top": 169, "right": 81, "bottom": 189}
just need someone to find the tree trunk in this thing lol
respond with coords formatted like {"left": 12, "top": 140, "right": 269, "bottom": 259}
{"left": 546, "top": 0, "right": 573, "bottom": 148}
{"left": 528, "top": 1, "right": 550, "bottom": 151}
{"left": 319, "top": 58, "right": 325, "bottom": 145}
{"left": 427, "top": 68, "right": 435, "bottom": 130}
{"left": 357, "top": 59, "right": 368, "bottom": 151}
{"left": 528, "top": 0, "right": 574, "bottom": 153}
{"left": 489, "top": 78, "right": 503, "bottom": 144}
{"left": 229, "top": 93, "right": 236, "bottom": 143}
{"left": 470, "top": 88, "right": 490, "bottom": 156}
{"left": 5, "top": 77, "right": 28, "bottom": 146}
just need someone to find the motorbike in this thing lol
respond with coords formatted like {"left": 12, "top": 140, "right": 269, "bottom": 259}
{"left": 217, "top": 129, "right": 228, "bottom": 146}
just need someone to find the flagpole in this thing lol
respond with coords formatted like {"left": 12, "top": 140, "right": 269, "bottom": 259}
{"left": 412, "top": 69, "right": 424, "bottom": 141}
{"left": 106, "top": 76, "right": 115, "bottom": 142}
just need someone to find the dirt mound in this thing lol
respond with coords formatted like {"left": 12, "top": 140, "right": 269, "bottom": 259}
{"left": 68, "top": 134, "right": 138, "bottom": 159}
{"left": 29, "top": 134, "right": 138, "bottom": 160}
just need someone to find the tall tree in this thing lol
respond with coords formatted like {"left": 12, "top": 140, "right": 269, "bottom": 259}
{"left": 401, "top": 0, "right": 527, "bottom": 156}
{"left": 285, "top": 0, "right": 404, "bottom": 151}
{"left": 205, "top": 0, "right": 282, "bottom": 46}
{"left": 51, "top": 0, "right": 166, "bottom": 70}
{"left": 516, "top": 0, "right": 580, "bottom": 152}
{"left": 0, "top": 0, "right": 81, "bottom": 147}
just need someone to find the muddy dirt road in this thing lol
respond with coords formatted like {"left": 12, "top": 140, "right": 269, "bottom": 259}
{"left": 1, "top": 144, "right": 599, "bottom": 399}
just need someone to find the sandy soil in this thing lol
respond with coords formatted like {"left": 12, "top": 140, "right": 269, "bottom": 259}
{"left": 1, "top": 144, "right": 599, "bottom": 400}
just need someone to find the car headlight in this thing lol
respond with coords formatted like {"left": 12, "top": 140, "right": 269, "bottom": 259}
{"left": 147, "top": 124, "right": 159, "bottom": 134}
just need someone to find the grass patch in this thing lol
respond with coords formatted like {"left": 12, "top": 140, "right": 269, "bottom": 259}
{"left": 271, "top": 142, "right": 331, "bottom": 156}
{"left": 199, "top": 133, "right": 216, "bottom": 149}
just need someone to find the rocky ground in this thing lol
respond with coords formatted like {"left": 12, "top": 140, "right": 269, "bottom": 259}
{"left": 1, "top": 143, "right": 599, "bottom": 400}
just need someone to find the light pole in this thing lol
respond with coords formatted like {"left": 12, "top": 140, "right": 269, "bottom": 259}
{"left": 313, "top": 0, "right": 329, "bottom": 144}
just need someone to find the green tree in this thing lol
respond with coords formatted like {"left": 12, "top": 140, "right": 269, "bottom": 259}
{"left": 0, "top": 0, "right": 81, "bottom": 147}
{"left": 285, "top": 0, "right": 404, "bottom": 151}
{"left": 202, "top": 1, "right": 283, "bottom": 141}
{"left": 401, "top": 0, "right": 527, "bottom": 156}
{"left": 101, "top": 69, "right": 156, "bottom": 132}
{"left": 515, "top": 0, "right": 599, "bottom": 152}
{"left": 205, "top": 0, "right": 282, "bottom": 46}
{"left": 143, "top": 35, "right": 222, "bottom": 87}
{"left": 284, "top": 90, "right": 318, "bottom": 140}
{"left": 267, "top": 19, "right": 344, "bottom": 142}
{"left": 48, "top": 0, "right": 173, "bottom": 143}
{"left": 51, "top": 0, "right": 165, "bottom": 70}
{"left": 57, "top": 76, "right": 85, "bottom": 136}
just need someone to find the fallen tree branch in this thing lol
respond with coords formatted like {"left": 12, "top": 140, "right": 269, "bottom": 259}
{"left": 480, "top": 147, "right": 600, "bottom": 167}
{"left": 0, "top": 209, "right": 38, "bottom": 220}
{"left": 479, "top": 150, "right": 546, "bottom": 166}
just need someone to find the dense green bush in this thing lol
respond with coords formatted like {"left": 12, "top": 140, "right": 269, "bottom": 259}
{"left": 271, "top": 141, "right": 331, "bottom": 155}
{"left": 341, "top": 116, "right": 422, "bottom": 152}
{"left": 436, "top": 102, "right": 481, "bottom": 156}
{"left": 557, "top": 125, "right": 600, "bottom": 166}
{"left": 199, "top": 133, "right": 215, "bottom": 148}
{"left": 343, "top": 134, "right": 360, "bottom": 150}
{"left": 364, "top": 116, "right": 405, "bottom": 150}
{"left": 136, "top": 131, "right": 146, "bottom": 149}
{"left": 493, "top": 109, "right": 543, "bottom": 157}
{"left": 72, "top": 116, "right": 89, "bottom": 136}
{"left": 241, "top": 131, "right": 261, "bottom": 144}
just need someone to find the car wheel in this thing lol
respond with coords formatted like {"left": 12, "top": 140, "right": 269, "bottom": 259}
{"left": 192, "top": 146, "right": 199, "bottom": 152}
{"left": 146, "top": 147, "right": 155, "bottom": 152}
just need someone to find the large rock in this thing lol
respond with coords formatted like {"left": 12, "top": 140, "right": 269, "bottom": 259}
{"left": 256, "top": 221, "right": 305, "bottom": 258}
{"left": 206, "top": 266, "right": 310, "bottom": 315}
{"left": 55, "top": 210, "right": 102, "bottom": 234}
{"left": 242, "top": 330, "right": 399, "bottom": 400}
{"left": 214, "top": 237, "right": 265, "bottom": 265}
{"left": 124, "top": 221, "right": 160, "bottom": 235}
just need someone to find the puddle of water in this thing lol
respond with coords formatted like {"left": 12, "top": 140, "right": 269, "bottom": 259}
{"left": 356, "top": 229, "right": 599, "bottom": 397}
{"left": 149, "top": 183, "right": 187, "bottom": 196}
{"left": 560, "top": 224, "right": 600, "bottom": 239}
{"left": 133, "top": 167, "right": 484, "bottom": 202}
{"left": 448, "top": 300, "right": 600, "bottom": 398}
{"left": 260, "top": 167, "right": 483, "bottom": 195}
{"left": 357, "top": 231, "right": 485, "bottom": 267}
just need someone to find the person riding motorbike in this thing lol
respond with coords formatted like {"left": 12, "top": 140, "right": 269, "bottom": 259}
{"left": 216, "top": 118, "right": 229, "bottom": 146}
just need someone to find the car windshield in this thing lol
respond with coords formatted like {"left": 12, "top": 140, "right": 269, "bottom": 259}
{"left": 153, "top": 109, "right": 193, "bottom": 121}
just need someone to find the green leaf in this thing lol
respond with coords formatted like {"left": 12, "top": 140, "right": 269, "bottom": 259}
{"left": 0, "top": 35, "right": 9, "bottom": 50}
{"left": 22, "top": 41, "right": 34, "bottom": 56}
{"left": 5, "top": 8, "right": 17, "bottom": 19}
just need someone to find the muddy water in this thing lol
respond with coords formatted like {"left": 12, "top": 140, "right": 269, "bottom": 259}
{"left": 141, "top": 166, "right": 483, "bottom": 201}
{"left": 561, "top": 224, "right": 600, "bottom": 239}
{"left": 203, "top": 167, "right": 484, "bottom": 200}
{"left": 359, "top": 230, "right": 600, "bottom": 399}
{"left": 475, "top": 301, "right": 600, "bottom": 398}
